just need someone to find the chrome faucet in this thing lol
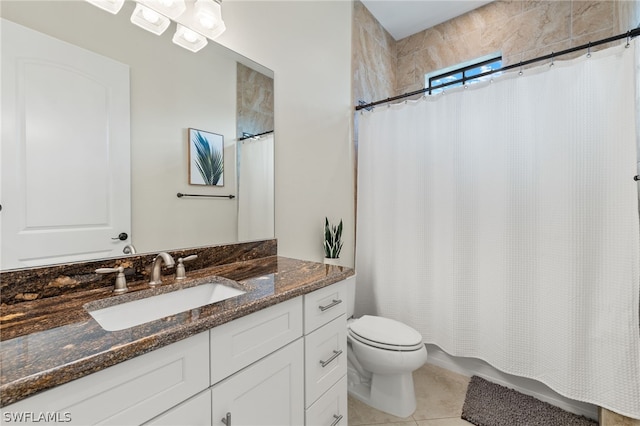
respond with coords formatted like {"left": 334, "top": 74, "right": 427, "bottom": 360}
{"left": 149, "top": 252, "right": 175, "bottom": 286}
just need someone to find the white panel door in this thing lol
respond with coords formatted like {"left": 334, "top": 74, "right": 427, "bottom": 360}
{"left": 1, "top": 19, "right": 131, "bottom": 269}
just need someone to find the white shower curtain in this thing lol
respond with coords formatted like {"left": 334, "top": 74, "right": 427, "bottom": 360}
{"left": 237, "top": 134, "right": 274, "bottom": 241}
{"left": 356, "top": 44, "right": 640, "bottom": 418}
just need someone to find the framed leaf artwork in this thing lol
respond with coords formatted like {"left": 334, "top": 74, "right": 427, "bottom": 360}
{"left": 188, "top": 128, "right": 224, "bottom": 186}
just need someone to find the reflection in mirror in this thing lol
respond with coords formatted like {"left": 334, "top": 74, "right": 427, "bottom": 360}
{"left": 0, "top": 0, "right": 274, "bottom": 270}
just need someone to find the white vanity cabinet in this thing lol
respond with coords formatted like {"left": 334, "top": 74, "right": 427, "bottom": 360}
{"left": 207, "top": 280, "right": 350, "bottom": 426}
{"left": 144, "top": 390, "right": 212, "bottom": 426}
{"left": 209, "top": 296, "right": 305, "bottom": 426}
{"left": 210, "top": 339, "right": 304, "bottom": 426}
{"left": 146, "top": 296, "right": 306, "bottom": 426}
{"left": 2, "top": 332, "right": 210, "bottom": 426}
{"left": 303, "top": 280, "right": 348, "bottom": 426}
{"left": 305, "top": 376, "right": 348, "bottom": 426}
{"left": 2, "top": 278, "right": 352, "bottom": 426}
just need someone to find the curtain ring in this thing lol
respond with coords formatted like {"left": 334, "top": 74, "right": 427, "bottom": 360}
{"left": 550, "top": 52, "right": 555, "bottom": 67}
{"left": 626, "top": 30, "right": 631, "bottom": 48}
{"left": 586, "top": 42, "right": 592, "bottom": 58}
{"left": 518, "top": 61, "right": 523, "bottom": 76}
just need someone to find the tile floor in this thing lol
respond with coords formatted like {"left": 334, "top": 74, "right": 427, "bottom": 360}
{"left": 348, "top": 363, "right": 474, "bottom": 426}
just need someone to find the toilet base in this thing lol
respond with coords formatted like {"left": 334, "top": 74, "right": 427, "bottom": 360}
{"left": 347, "top": 365, "right": 417, "bottom": 418}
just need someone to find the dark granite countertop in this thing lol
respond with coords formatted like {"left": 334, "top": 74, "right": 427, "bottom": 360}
{"left": 0, "top": 256, "right": 354, "bottom": 407}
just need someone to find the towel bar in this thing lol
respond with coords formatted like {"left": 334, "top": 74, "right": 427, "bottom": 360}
{"left": 177, "top": 193, "right": 235, "bottom": 199}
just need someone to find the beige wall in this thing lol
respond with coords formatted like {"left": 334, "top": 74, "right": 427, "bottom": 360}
{"left": 354, "top": 0, "right": 640, "bottom": 102}
{"left": 218, "top": 1, "right": 355, "bottom": 266}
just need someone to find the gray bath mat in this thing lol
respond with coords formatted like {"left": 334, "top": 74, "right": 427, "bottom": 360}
{"left": 461, "top": 376, "right": 598, "bottom": 426}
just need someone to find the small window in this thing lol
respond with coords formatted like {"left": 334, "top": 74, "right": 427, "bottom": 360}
{"left": 425, "top": 54, "right": 502, "bottom": 95}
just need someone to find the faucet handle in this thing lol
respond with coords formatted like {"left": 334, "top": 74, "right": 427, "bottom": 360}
{"left": 176, "top": 254, "right": 198, "bottom": 280}
{"left": 123, "top": 244, "right": 136, "bottom": 255}
{"left": 96, "top": 266, "right": 128, "bottom": 294}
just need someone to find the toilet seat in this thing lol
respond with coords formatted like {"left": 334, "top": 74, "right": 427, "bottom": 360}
{"left": 348, "top": 315, "right": 424, "bottom": 351}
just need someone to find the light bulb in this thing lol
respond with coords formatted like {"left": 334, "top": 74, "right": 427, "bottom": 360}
{"left": 85, "top": 0, "right": 125, "bottom": 14}
{"left": 199, "top": 16, "right": 215, "bottom": 29}
{"left": 139, "top": 0, "right": 185, "bottom": 19}
{"left": 142, "top": 8, "right": 160, "bottom": 23}
{"left": 183, "top": 29, "right": 198, "bottom": 43}
{"left": 193, "top": 0, "right": 225, "bottom": 38}
{"left": 131, "top": 3, "right": 170, "bottom": 34}
{"left": 173, "top": 25, "right": 208, "bottom": 52}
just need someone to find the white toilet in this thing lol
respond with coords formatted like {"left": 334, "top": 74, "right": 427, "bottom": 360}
{"left": 345, "top": 277, "right": 428, "bottom": 418}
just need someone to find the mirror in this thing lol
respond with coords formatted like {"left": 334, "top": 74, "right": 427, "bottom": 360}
{"left": 0, "top": 0, "right": 275, "bottom": 270}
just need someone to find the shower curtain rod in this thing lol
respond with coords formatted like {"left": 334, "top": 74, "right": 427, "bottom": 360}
{"left": 355, "top": 27, "right": 640, "bottom": 111}
{"left": 239, "top": 130, "right": 274, "bottom": 141}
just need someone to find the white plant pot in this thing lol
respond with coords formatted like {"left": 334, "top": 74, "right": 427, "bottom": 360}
{"left": 324, "top": 257, "right": 341, "bottom": 266}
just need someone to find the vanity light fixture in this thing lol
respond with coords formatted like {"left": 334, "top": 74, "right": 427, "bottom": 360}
{"left": 137, "top": 0, "right": 186, "bottom": 20}
{"left": 130, "top": 3, "right": 171, "bottom": 35}
{"left": 85, "top": 0, "right": 225, "bottom": 53}
{"left": 191, "top": 0, "right": 226, "bottom": 40}
{"left": 85, "top": 0, "right": 125, "bottom": 14}
{"left": 172, "top": 24, "right": 208, "bottom": 52}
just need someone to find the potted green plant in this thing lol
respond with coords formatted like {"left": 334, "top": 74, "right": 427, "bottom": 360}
{"left": 323, "top": 217, "right": 343, "bottom": 265}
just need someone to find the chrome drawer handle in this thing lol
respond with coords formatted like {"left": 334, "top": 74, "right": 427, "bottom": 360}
{"left": 320, "top": 350, "right": 343, "bottom": 367}
{"left": 319, "top": 299, "right": 342, "bottom": 312}
{"left": 330, "top": 414, "right": 343, "bottom": 426}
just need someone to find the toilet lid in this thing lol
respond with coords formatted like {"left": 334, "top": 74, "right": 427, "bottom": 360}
{"left": 349, "top": 315, "right": 423, "bottom": 350}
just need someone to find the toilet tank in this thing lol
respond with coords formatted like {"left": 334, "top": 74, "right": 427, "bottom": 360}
{"left": 345, "top": 274, "right": 356, "bottom": 319}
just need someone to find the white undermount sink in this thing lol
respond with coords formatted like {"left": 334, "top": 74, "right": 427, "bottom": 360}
{"left": 87, "top": 283, "right": 245, "bottom": 331}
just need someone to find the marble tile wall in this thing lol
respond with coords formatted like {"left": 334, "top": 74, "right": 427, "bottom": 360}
{"left": 352, "top": 0, "right": 396, "bottom": 106}
{"left": 353, "top": 0, "right": 639, "bottom": 102}
{"left": 236, "top": 63, "right": 274, "bottom": 138}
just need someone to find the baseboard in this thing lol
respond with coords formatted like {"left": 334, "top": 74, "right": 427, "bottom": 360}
{"left": 425, "top": 344, "right": 599, "bottom": 421}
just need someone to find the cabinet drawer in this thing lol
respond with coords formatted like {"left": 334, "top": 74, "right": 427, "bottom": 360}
{"left": 3, "top": 332, "right": 209, "bottom": 426}
{"left": 144, "top": 389, "right": 211, "bottom": 426}
{"left": 304, "top": 315, "right": 347, "bottom": 407}
{"left": 304, "top": 280, "right": 347, "bottom": 334}
{"left": 305, "top": 376, "right": 347, "bottom": 426}
{"left": 210, "top": 296, "right": 303, "bottom": 384}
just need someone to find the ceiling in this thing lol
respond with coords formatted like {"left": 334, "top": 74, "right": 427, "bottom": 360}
{"left": 360, "top": 0, "right": 494, "bottom": 40}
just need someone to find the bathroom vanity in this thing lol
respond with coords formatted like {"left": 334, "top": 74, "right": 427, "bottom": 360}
{"left": 0, "top": 250, "right": 352, "bottom": 425}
